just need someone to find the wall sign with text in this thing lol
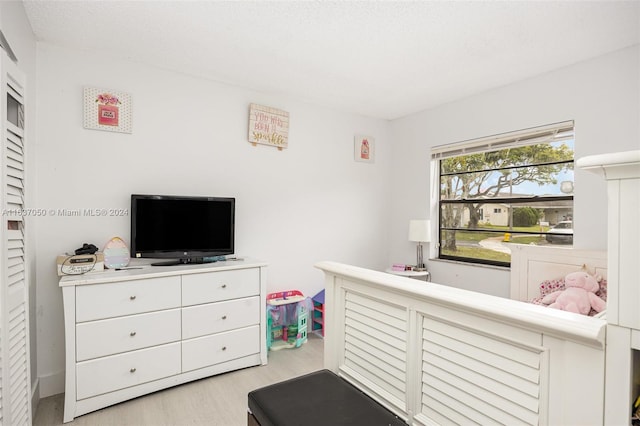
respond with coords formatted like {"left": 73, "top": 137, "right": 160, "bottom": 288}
{"left": 248, "top": 103, "right": 289, "bottom": 150}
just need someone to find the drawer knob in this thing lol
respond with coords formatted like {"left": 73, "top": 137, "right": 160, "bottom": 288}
{"left": 222, "top": 315, "right": 227, "bottom": 320}
{"left": 130, "top": 295, "right": 137, "bottom": 300}
{"left": 130, "top": 331, "right": 137, "bottom": 337}
{"left": 221, "top": 284, "right": 227, "bottom": 289}
{"left": 222, "top": 346, "right": 227, "bottom": 351}
{"left": 130, "top": 368, "right": 137, "bottom": 373}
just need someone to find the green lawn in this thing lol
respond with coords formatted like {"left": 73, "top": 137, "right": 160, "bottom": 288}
{"left": 440, "top": 246, "right": 511, "bottom": 263}
{"left": 453, "top": 224, "right": 549, "bottom": 242}
{"left": 453, "top": 231, "right": 496, "bottom": 242}
{"left": 506, "top": 235, "right": 546, "bottom": 244}
{"left": 441, "top": 225, "right": 548, "bottom": 263}
{"left": 483, "top": 224, "right": 550, "bottom": 233}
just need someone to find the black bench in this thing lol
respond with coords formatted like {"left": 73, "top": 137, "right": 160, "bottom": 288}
{"left": 247, "top": 369, "right": 407, "bottom": 426}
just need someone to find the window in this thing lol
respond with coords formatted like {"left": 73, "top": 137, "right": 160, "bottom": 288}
{"left": 432, "top": 121, "right": 574, "bottom": 267}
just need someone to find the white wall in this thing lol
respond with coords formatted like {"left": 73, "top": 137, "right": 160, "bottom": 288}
{"left": 0, "top": 0, "right": 38, "bottom": 409}
{"left": 34, "top": 43, "right": 391, "bottom": 396}
{"left": 23, "top": 26, "right": 640, "bottom": 400}
{"left": 389, "top": 45, "right": 640, "bottom": 297}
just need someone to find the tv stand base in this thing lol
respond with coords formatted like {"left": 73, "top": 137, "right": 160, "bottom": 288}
{"left": 151, "top": 257, "right": 204, "bottom": 266}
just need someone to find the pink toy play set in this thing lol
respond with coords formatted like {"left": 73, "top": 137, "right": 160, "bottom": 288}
{"left": 266, "top": 290, "right": 309, "bottom": 351}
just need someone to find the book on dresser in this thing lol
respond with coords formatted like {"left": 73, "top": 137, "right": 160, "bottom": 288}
{"left": 59, "top": 259, "right": 267, "bottom": 423}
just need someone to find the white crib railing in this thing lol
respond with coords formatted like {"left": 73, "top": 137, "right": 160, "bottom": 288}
{"left": 316, "top": 262, "right": 606, "bottom": 426}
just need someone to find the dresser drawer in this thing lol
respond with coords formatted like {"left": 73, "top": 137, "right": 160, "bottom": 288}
{"left": 182, "top": 268, "right": 259, "bottom": 306}
{"left": 76, "top": 276, "right": 181, "bottom": 322}
{"left": 76, "top": 342, "right": 181, "bottom": 400}
{"left": 182, "top": 325, "right": 260, "bottom": 372}
{"left": 182, "top": 296, "right": 260, "bottom": 339}
{"left": 76, "top": 309, "right": 181, "bottom": 361}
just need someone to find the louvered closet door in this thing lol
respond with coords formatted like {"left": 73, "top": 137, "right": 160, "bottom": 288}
{"left": 0, "top": 51, "right": 31, "bottom": 426}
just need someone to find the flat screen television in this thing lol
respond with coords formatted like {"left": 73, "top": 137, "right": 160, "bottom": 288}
{"left": 131, "top": 194, "right": 235, "bottom": 266}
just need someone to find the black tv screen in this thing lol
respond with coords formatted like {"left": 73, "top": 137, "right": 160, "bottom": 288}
{"left": 131, "top": 194, "right": 235, "bottom": 261}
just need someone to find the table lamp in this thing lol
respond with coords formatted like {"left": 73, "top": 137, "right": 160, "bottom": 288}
{"left": 409, "top": 219, "right": 430, "bottom": 271}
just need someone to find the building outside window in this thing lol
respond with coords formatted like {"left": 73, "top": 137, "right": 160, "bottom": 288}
{"left": 432, "top": 121, "right": 575, "bottom": 267}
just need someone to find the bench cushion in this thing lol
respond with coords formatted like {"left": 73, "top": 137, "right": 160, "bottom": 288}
{"left": 248, "top": 369, "right": 406, "bottom": 426}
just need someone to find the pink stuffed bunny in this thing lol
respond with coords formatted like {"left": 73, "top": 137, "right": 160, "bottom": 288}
{"left": 541, "top": 271, "right": 606, "bottom": 315}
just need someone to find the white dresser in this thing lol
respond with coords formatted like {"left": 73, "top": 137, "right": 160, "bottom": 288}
{"left": 59, "top": 259, "right": 267, "bottom": 423}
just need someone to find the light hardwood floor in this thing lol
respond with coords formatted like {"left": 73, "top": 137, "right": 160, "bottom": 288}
{"left": 34, "top": 334, "right": 324, "bottom": 426}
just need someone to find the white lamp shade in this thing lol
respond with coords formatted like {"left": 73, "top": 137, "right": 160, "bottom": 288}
{"left": 409, "top": 220, "right": 431, "bottom": 242}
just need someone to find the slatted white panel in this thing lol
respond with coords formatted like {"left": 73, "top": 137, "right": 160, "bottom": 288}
{"left": 421, "top": 316, "right": 546, "bottom": 425}
{"left": 343, "top": 291, "right": 407, "bottom": 411}
{"left": 9, "top": 301, "right": 27, "bottom": 426}
{"left": 7, "top": 229, "right": 24, "bottom": 292}
{"left": 4, "top": 130, "right": 23, "bottom": 213}
{"left": 0, "top": 52, "right": 30, "bottom": 426}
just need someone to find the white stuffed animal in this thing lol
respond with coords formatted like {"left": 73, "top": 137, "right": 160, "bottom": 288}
{"left": 541, "top": 271, "right": 606, "bottom": 315}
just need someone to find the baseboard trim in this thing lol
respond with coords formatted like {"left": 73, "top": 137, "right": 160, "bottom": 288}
{"left": 39, "top": 370, "right": 64, "bottom": 398}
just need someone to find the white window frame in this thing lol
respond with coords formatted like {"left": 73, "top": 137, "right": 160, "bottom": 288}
{"left": 429, "top": 120, "right": 575, "bottom": 266}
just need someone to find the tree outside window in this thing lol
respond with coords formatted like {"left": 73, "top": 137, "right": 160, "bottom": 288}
{"left": 437, "top": 125, "right": 574, "bottom": 266}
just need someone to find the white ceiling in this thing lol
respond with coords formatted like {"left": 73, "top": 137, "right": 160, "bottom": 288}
{"left": 21, "top": 0, "right": 640, "bottom": 120}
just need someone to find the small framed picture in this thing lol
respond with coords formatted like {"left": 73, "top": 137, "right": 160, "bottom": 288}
{"left": 354, "top": 135, "right": 374, "bottom": 163}
{"left": 83, "top": 87, "right": 132, "bottom": 134}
